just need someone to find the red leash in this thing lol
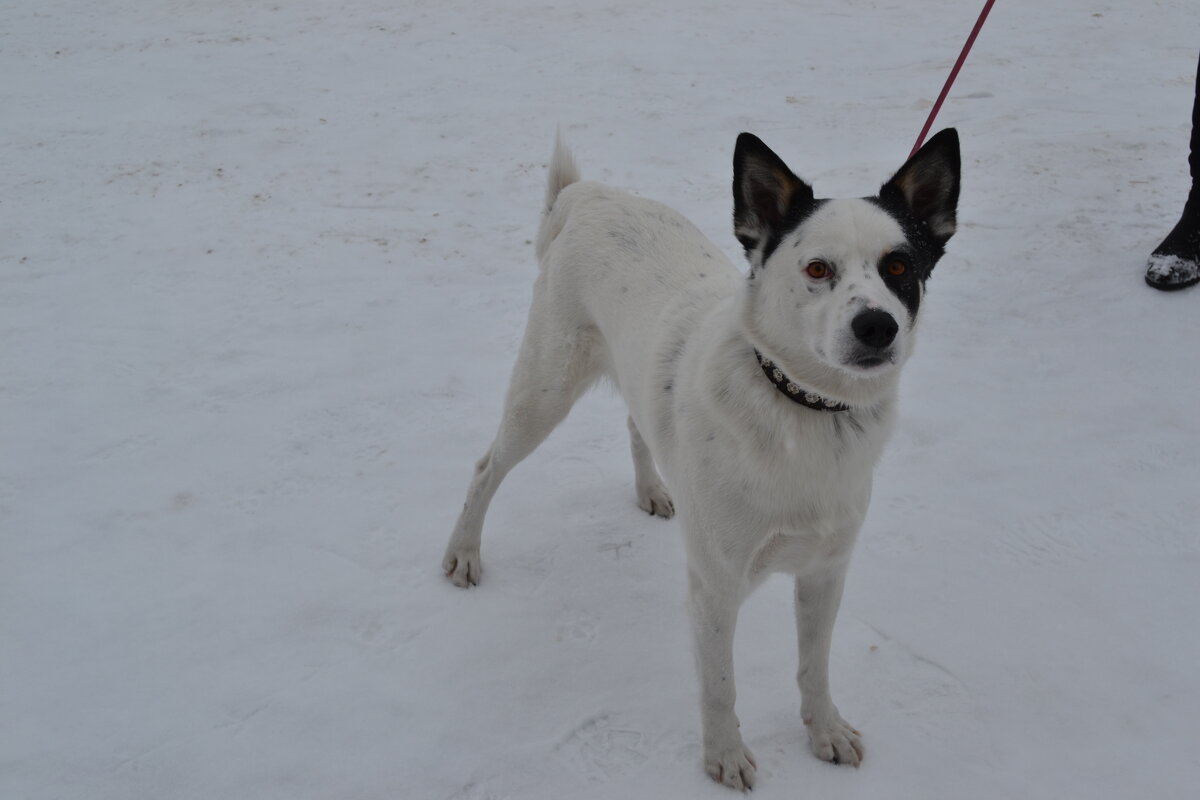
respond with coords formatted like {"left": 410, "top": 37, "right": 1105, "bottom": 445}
{"left": 910, "top": 0, "right": 996, "bottom": 157}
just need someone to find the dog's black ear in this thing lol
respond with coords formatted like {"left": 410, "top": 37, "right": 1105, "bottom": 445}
{"left": 880, "top": 128, "right": 960, "bottom": 246}
{"left": 733, "top": 133, "right": 814, "bottom": 265}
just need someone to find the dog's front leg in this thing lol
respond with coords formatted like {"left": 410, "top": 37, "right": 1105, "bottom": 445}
{"left": 794, "top": 563, "right": 864, "bottom": 767}
{"left": 688, "top": 569, "right": 756, "bottom": 791}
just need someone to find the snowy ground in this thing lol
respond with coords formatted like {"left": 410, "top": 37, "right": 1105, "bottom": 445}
{"left": 3, "top": 1, "right": 1199, "bottom": 798}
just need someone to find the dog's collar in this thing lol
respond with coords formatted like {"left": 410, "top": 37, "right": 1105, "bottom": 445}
{"left": 754, "top": 350, "right": 851, "bottom": 413}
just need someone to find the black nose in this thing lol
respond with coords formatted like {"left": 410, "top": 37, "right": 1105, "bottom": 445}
{"left": 851, "top": 309, "right": 898, "bottom": 349}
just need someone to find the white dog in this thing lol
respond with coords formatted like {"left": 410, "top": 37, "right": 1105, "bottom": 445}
{"left": 443, "top": 129, "right": 960, "bottom": 790}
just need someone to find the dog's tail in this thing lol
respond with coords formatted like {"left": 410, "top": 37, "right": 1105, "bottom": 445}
{"left": 543, "top": 130, "right": 580, "bottom": 214}
{"left": 536, "top": 131, "right": 581, "bottom": 262}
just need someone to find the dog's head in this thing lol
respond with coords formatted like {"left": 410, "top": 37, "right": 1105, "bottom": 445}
{"left": 732, "top": 130, "right": 959, "bottom": 389}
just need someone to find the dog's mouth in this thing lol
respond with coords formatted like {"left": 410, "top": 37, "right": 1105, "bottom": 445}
{"left": 844, "top": 352, "right": 895, "bottom": 373}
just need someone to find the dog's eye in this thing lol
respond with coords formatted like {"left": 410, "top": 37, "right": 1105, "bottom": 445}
{"left": 805, "top": 261, "right": 831, "bottom": 279}
{"left": 885, "top": 260, "right": 907, "bottom": 277}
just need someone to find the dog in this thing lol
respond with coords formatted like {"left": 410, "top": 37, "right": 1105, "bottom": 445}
{"left": 442, "top": 128, "right": 960, "bottom": 790}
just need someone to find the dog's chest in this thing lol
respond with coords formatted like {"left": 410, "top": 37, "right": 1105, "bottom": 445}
{"left": 710, "top": 415, "right": 881, "bottom": 578}
{"left": 749, "top": 470, "right": 869, "bottom": 573}
{"left": 748, "top": 518, "right": 860, "bottom": 578}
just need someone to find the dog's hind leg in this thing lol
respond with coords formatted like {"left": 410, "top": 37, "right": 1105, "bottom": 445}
{"left": 443, "top": 286, "right": 601, "bottom": 587}
{"left": 627, "top": 416, "right": 673, "bottom": 518}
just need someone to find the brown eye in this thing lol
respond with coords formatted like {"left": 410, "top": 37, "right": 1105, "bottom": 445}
{"left": 806, "top": 261, "right": 831, "bottom": 279}
{"left": 886, "top": 260, "right": 907, "bottom": 277}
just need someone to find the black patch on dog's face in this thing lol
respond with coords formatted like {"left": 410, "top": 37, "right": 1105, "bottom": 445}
{"left": 876, "top": 251, "right": 924, "bottom": 321}
{"left": 865, "top": 188, "right": 950, "bottom": 321}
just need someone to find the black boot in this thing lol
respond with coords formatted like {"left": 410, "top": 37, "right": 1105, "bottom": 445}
{"left": 1145, "top": 51, "right": 1200, "bottom": 291}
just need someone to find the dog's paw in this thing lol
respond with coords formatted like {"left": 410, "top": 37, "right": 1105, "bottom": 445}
{"left": 805, "top": 715, "right": 863, "bottom": 767}
{"left": 442, "top": 546, "right": 482, "bottom": 587}
{"left": 704, "top": 743, "right": 757, "bottom": 791}
{"left": 636, "top": 482, "right": 675, "bottom": 519}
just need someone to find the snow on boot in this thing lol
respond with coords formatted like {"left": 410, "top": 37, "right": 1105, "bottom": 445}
{"left": 1145, "top": 190, "right": 1200, "bottom": 291}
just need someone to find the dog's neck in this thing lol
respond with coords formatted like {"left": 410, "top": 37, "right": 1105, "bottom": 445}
{"left": 753, "top": 350, "right": 850, "bottom": 413}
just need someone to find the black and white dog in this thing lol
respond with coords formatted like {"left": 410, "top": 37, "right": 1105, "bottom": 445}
{"left": 443, "top": 129, "right": 960, "bottom": 790}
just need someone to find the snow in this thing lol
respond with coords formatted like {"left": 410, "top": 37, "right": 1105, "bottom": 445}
{"left": 3, "top": 1, "right": 1199, "bottom": 798}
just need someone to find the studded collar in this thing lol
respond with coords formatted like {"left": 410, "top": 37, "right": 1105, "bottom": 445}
{"left": 753, "top": 350, "right": 851, "bottom": 413}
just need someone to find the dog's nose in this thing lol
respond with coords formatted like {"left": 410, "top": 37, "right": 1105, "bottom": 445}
{"left": 851, "top": 309, "right": 898, "bottom": 349}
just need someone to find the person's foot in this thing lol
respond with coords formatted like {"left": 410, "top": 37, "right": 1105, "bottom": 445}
{"left": 1145, "top": 191, "right": 1200, "bottom": 291}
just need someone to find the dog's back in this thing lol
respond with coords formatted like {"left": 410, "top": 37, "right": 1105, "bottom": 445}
{"left": 533, "top": 139, "right": 741, "bottom": 421}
